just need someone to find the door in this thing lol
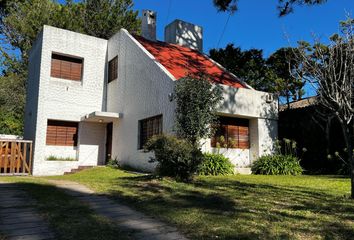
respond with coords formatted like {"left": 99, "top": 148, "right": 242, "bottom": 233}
{"left": 105, "top": 123, "right": 113, "bottom": 163}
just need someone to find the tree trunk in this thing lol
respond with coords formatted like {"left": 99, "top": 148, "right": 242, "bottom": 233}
{"left": 340, "top": 121, "right": 354, "bottom": 198}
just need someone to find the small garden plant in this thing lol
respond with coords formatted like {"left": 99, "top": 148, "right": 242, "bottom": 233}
{"left": 198, "top": 153, "right": 234, "bottom": 176}
{"left": 251, "top": 139, "right": 303, "bottom": 175}
{"left": 46, "top": 155, "right": 77, "bottom": 161}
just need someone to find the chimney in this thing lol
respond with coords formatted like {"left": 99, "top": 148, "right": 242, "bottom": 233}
{"left": 141, "top": 10, "right": 157, "bottom": 41}
{"left": 164, "top": 19, "right": 203, "bottom": 52}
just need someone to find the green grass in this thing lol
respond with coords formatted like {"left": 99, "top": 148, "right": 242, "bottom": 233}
{"left": 0, "top": 177, "right": 131, "bottom": 240}
{"left": 45, "top": 167, "right": 354, "bottom": 240}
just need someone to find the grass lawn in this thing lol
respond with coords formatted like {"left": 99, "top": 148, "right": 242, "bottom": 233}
{"left": 45, "top": 167, "right": 354, "bottom": 240}
{"left": 0, "top": 177, "right": 131, "bottom": 240}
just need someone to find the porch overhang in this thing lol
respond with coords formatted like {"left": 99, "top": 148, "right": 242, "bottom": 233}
{"left": 81, "top": 111, "right": 122, "bottom": 123}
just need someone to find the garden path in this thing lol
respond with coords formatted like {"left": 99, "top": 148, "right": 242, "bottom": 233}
{"left": 47, "top": 180, "right": 188, "bottom": 240}
{"left": 0, "top": 181, "right": 54, "bottom": 240}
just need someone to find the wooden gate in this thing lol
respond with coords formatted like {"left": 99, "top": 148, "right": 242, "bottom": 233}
{"left": 0, "top": 140, "right": 33, "bottom": 175}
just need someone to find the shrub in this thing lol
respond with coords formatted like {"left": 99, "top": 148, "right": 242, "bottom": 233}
{"left": 251, "top": 154, "right": 303, "bottom": 175}
{"left": 107, "top": 157, "right": 120, "bottom": 169}
{"left": 198, "top": 153, "right": 234, "bottom": 176}
{"left": 144, "top": 134, "right": 203, "bottom": 181}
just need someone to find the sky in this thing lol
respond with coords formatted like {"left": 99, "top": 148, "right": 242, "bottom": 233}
{"left": 133, "top": 0, "right": 353, "bottom": 56}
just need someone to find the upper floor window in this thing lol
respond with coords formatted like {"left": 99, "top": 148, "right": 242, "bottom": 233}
{"left": 51, "top": 53, "right": 83, "bottom": 81}
{"left": 108, "top": 56, "right": 118, "bottom": 83}
{"left": 211, "top": 116, "right": 249, "bottom": 149}
{"left": 138, "top": 115, "right": 162, "bottom": 149}
{"left": 46, "top": 120, "right": 78, "bottom": 147}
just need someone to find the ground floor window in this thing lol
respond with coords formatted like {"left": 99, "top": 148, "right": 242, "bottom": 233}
{"left": 46, "top": 120, "right": 78, "bottom": 146}
{"left": 211, "top": 116, "right": 249, "bottom": 149}
{"left": 139, "top": 115, "right": 162, "bottom": 149}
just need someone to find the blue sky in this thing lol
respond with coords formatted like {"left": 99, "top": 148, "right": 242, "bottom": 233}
{"left": 133, "top": 0, "right": 353, "bottom": 56}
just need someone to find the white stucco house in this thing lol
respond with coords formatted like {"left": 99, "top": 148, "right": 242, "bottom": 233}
{"left": 24, "top": 10, "right": 278, "bottom": 176}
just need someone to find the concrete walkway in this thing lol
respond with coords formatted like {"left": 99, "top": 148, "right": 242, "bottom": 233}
{"left": 48, "top": 180, "right": 188, "bottom": 240}
{"left": 0, "top": 182, "right": 54, "bottom": 240}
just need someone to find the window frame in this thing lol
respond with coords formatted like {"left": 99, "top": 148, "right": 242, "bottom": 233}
{"left": 50, "top": 53, "right": 84, "bottom": 81}
{"left": 46, "top": 120, "right": 79, "bottom": 147}
{"left": 211, "top": 116, "right": 250, "bottom": 149}
{"left": 108, "top": 56, "right": 118, "bottom": 83}
{"left": 138, "top": 115, "right": 163, "bottom": 149}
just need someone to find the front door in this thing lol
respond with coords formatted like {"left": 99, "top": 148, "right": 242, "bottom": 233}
{"left": 105, "top": 123, "right": 113, "bottom": 163}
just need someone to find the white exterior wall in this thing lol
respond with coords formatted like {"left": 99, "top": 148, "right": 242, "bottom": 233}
{"left": 202, "top": 86, "right": 278, "bottom": 168}
{"left": 26, "top": 26, "right": 108, "bottom": 175}
{"left": 25, "top": 25, "right": 278, "bottom": 175}
{"left": 106, "top": 30, "right": 278, "bottom": 171}
{"left": 107, "top": 30, "right": 176, "bottom": 171}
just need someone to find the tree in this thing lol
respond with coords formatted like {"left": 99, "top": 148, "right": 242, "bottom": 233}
{"left": 174, "top": 76, "right": 223, "bottom": 147}
{"left": 0, "top": 0, "right": 140, "bottom": 135}
{"left": 267, "top": 47, "right": 305, "bottom": 106}
{"left": 295, "top": 17, "right": 354, "bottom": 197}
{"left": 213, "top": 0, "right": 328, "bottom": 16}
{"left": 209, "top": 44, "right": 273, "bottom": 92}
{"left": 83, "top": 0, "right": 140, "bottom": 38}
{"left": 209, "top": 44, "right": 304, "bottom": 103}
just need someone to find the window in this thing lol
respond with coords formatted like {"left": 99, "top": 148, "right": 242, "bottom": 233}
{"left": 46, "top": 120, "right": 78, "bottom": 147}
{"left": 211, "top": 116, "right": 249, "bottom": 149}
{"left": 108, "top": 56, "right": 118, "bottom": 83}
{"left": 139, "top": 115, "right": 162, "bottom": 149}
{"left": 51, "top": 53, "right": 83, "bottom": 81}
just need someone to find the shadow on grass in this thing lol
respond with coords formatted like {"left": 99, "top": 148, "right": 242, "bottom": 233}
{"left": 1, "top": 182, "right": 130, "bottom": 240}
{"left": 103, "top": 174, "right": 354, "bottom": 240}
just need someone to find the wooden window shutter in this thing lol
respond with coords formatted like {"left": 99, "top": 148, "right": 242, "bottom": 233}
{"left": 139, "top": 115, "right": 163, "bottom": 149}
{"left": 51, "top": 53, "right": 83, "bottom": 81}
{"left": 108, "top": 56, "right": 118, "bottom": 83}
{"left": 46, "top": 120, "right": 78, "bottom": 147}
{"left": 211, "top": 117, "right": 250, "bottom": 149}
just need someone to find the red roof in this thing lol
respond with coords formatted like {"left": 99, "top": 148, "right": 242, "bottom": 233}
{"left": 135, "top": 36, "right": 246, "bottom": 88}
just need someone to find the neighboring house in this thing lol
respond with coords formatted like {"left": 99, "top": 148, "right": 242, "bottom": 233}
{"left": 24, "top": 10, "right": 278, "bottom": 176}
{"left": 279, "top": 97, "right": 347, "bottom": 174}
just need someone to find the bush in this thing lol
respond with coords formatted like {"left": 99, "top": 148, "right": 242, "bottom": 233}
{"left": 107, "top": 158, "right": 120, "bottom": 169}
{"left": 251, "top": 154, "right": 303, "bottom": 175}
{"left": 198, "top": 153, "right": 234, "bottom": 176}
{"left": 144, "top": 135, "right": 203, "bottom": 181}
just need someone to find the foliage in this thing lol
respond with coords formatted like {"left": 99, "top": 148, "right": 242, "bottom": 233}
{"left": 0, "top": 72, "right": 25, "bottom": 134}
{"left": 144, "top": 135, "right": 203, "bottom": 182}
{"left": 174, "top": 76, "right": 223, "bottom": 147}
{"left": 252, "top": 138, "right": 303, "bottom": 175}
{"left": 46, "top": 155, "right": 77, "bottom": 161}
{"left": 252, "top": 154, "right": 303, "bottom": 175}
{"left": 0, "top": 0, "right": 140, "bottom": 135}
{"left": 83, "top": 0, "right": 140, "bottom": 39}
{"left": 209, "top": 44, "right": 305, "bottom": 103}
{"left": 267, "top": 47, "right": 304, "bottom": 104}
{"left": 295, "top": 17, "right": 354, "bottom": 196}
{"left": 213, "top": 0, "right": 327, "bottom": 16}
{"left": 107, "top": 157, "right": 120, "bottom": 169}
{"left": 198, "top": 153, "right": 234, "bottom": 176}
{"left": 209, "top": 44, "right": 271, "bottom": 91}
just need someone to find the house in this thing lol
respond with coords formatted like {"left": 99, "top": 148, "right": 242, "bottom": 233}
{"left": 279, "top": 97, "right": 347, "bottom": 173}
{"left": 24, "top": 10, "right": 278, "bottom": 176}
